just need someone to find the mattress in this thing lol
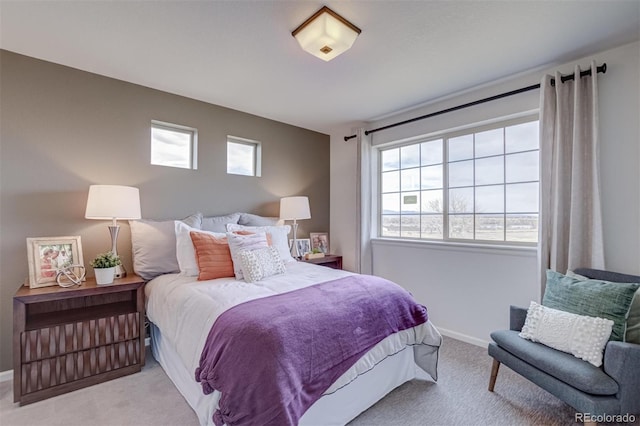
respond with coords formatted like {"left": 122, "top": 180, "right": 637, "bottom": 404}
{"left": 145, "top": 261, "right": 442, "bottom": 425}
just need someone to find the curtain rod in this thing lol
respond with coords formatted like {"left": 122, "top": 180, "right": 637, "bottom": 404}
{"left": 343, "top": 63, "right": 607, "bottom": 142}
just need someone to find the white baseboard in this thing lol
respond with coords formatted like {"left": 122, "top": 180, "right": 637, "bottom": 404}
{"left": 0, "top": 339, "right": 152, "bottom": 383}
{"left": 0, "top": 369, "right": 12, "bottom": 383}
{"left": 438, "top": 327, "right": 490, "bottom": 348}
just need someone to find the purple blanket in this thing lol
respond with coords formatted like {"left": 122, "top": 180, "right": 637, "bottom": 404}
{"left": 195, "top": 274, "right": 428, "bottom": 426}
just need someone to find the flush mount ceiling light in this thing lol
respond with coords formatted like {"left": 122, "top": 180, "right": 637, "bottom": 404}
{"left": 292, "top": 6, "right": 361, "bottom": 62}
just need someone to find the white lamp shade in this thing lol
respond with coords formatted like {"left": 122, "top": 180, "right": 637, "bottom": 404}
{"left": 292, "top": 7, "right": 360, "bottom": 62}
{"left": 85, "top": 185, "right": 142, "bottom": 220}
{"left": 280, "top": 196, "right": 311, "bottom": 220}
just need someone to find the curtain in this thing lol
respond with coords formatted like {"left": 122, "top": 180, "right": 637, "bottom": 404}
{"left": 538, "top": 61, "right": 605, "bottom": 293}
{"left": 356, "top": 128, "right": 373, "bottom": 275}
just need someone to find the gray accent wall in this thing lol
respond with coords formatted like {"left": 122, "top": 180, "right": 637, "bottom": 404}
{"left": 0, "top": 50, "right": 330, "bottom": 372}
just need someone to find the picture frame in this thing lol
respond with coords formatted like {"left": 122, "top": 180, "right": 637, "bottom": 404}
{"left": 26, "top": 236, "right": 84, "bottom": 288}
{"left": 310, "top": 232, "right": 330, "bottom": 254}
{"left": 289, "top": 238, "right": 311, "bottom": 256}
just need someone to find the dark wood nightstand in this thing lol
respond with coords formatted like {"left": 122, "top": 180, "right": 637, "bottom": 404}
{"left": 300, "top": 254, "right": 343, "bottom": 270}
{"left": 13, "top": 275, "right": 146, "bottom": 405}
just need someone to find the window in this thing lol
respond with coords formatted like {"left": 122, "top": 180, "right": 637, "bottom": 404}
{"left": 227, "top": 136, "right": 261, "bottom": 177}
{"left": 151, "top": 121, "right": 197, "bottom": 169}
{"left": 379, "top": 117, "right": 539, "bottom": 244}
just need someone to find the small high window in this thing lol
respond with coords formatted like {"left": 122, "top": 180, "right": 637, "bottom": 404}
{"left": 151, "top": 121, "right": 197, "bottom": 169}
{"left": 227, "top": 136, "right": 261, "bottom": 177}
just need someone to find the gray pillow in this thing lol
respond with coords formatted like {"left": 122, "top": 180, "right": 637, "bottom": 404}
{"left": 543, "top": 270, "right": 639, "bottom": 341}
{"left": 238, "top": 213, "right": 281, "bottom": 227}
{"left": 129, "top": 213, "right": 202, "bottom": 281}
{"left": 201, "top": 213, "right": 241, "bottom": 232}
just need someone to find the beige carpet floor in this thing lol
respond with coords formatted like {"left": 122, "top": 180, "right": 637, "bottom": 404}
{"left": 0, "top": 336, "right": 599, "bottom": 426}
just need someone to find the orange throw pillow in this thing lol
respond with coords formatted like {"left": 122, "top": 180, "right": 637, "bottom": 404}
{"left": 189, "top": 231, "right": 234, "bottom": 281}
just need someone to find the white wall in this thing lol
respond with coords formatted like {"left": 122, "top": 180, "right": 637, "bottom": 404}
{"left": 329, "top": 41, "right": 640, "bottom": 345}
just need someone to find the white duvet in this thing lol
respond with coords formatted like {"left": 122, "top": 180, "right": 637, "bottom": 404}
{"left": 145, "top": 262, "right": 441, "bottom": 413}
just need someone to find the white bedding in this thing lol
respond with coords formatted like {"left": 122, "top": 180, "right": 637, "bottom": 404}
{"left": 145, "top": 261, "right": 442, "bottom": 424}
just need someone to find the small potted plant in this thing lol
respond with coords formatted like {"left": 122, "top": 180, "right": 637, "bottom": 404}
{"left": 305, "top": 248, "right": 325, "bottom": 260}
{"left": 90, "top": 251, "right": 121, "bottom": 285}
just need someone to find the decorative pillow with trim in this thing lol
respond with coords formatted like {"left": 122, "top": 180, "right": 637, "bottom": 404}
{"left": 543, "top": 270, "right": 639, "bottom": 341}
{"left": 226, "top": 231, "right": 270, "bottom": 280}
{"left": 226, "top": 224, "right": 293, "bottom": 263}
{"left": 240, "top": 246, "right": 286, "bottom": 283}
{"left": 520, "top": 301, "right": 613, "bottom": 367}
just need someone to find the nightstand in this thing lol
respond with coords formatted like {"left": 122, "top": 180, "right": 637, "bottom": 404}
{"left": 13, "top": 275, "right": 146, "bottom": 405}
{"left": 300, "top": 254, "right": 343, "bottom": 270}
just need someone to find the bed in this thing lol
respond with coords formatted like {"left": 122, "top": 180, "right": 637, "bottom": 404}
{"left": 134, "top": 213, "right": 442, "bottom": 425}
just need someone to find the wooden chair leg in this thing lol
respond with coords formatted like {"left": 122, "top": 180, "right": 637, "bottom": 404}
{"left": 488, "top": 358, "right": 500, "bottom": 391}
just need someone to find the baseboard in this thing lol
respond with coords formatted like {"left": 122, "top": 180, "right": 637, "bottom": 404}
{"left": 0, "top": 369, "right": 12, "bottom": 383}
{"left": 438, "top": 327, "right": 489, "bottom": 348}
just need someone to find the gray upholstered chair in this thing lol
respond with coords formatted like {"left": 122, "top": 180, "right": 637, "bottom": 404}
{"left": 488, "top": 268, "right": 640, "bottom": 424}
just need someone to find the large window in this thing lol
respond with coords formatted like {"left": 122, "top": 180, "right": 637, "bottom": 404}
{"left": 379, "top": 117, "right": 539, "bottom": 244}
{"left": 151, "top": 121, "right": 197, "bottom": 169}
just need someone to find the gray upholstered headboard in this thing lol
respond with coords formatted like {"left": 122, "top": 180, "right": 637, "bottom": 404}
{"left": 574, "top": 268, "right": 640, "bottom": 283}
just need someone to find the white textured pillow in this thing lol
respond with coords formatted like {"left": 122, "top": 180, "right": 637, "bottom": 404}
{"left": 226, "top": 232, "right": 270, "bottom": 280}
{"left": 520, "top": 301, "right": 613, "bottom": 367}
{"left": 129, "top": 213, "right": 202, "bottom": 280}
{"left": 175, "top": 221, "right": 225, "bottom": 276}
{"left": 240, "top": 247, "right": 286, "bottom": 283}
{"left": 226, "top": 223, "right": 294, "bottom": 263}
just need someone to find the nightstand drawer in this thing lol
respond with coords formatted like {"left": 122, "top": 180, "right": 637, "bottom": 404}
{"left": 22, "top": 312, "right": 140, "bottom": 362}
{"left": 21, "top": 340, "right": 141, "bottom": 395}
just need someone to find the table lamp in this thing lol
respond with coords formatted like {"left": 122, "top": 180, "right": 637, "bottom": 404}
{"left": 85, "top": 185, "right": 141, "bottom": 278}
{"left": 280, "top": 196, "right": 311, "bottom": 259}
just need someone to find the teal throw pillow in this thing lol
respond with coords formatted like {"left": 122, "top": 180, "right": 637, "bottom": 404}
{"left": 543, "top": 270, "right": 639, "bottom": 341}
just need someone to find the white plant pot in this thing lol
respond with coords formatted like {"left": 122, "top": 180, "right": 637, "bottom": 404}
{"left": 94, "top": 267, "right": 115, "bottom": 285}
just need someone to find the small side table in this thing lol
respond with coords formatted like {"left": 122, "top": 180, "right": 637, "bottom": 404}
{"left": 300, "top": 254, "right": 343, "bottom": 270}
{"left": 13, "top": 275, "right": 146, "bottom": 405}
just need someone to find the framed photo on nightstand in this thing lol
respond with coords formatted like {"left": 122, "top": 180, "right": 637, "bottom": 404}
{"left": 310, "top": 232, "right": 329, "bottom": 254}
{"left": 289, "top": 238, "right": 311, "bottom": 256}
{"left": 26, "top": 236, "right": 84, "bottom": 288}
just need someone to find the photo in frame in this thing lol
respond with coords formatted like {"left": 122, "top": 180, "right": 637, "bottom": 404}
{"left": 289, "top": 238, "right": 311, "bottom": 256}
{"left": 26, "top": 236, "right": 84, "bottom": 288}
{"left": 310, "top": 232, "right": 330, "bottom": 254}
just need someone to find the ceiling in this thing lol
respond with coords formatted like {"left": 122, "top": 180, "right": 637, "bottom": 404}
{"left": 1, "top": 1, "right": 639, "bottom": 134}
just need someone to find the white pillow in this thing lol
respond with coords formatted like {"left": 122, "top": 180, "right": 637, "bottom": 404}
{"left": 519, "top": 301, "right": 613, "bottom": 367}
{"left": 226, "top": 232, "right": 270, "bottom": 280}
{"left": 175, "top": 221, "right": 225, "bottom": 276}
{"left": 240, "top": 246, "right": 286, "bottom": 283}
{"left": 226, "top": 223, "right": 294, "bottom": 263}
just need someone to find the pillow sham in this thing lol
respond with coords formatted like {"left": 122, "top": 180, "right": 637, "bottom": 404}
{"left": 129, "top": 212, "right": 202, "bottom": 281}
{"left": 238, "top": 213, "right": 282, "bottom": 227}
{"left": 201, "top": 213, "right": 241, "bottom": 233}
{"left": 189, "top": 231, "right": 235, "bottom": 281}
{"left": 226, "top": 231, "right": 270, "bottom": 280}
{"left": 176, "top": 221, "right": 225, "bottom": 276}
{"left": 566, "top": 269, "right": 640, "bottom": 344}
{"left": 226, "top": 223, "right": 293, "bottom": 263}
{"left": 240, "top": 246, "right": 286, "bottom": 283}
{"left": 543, "top": 270, "right": 639, "bottom": 341}
{"left": 520, "top": 301, "right": 613, "bottom": 367}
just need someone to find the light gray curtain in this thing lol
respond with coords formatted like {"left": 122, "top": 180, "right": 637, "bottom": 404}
{"left": 538, "top": 61, "right": 605, "bottom": 292}
{"left": 356, "top": 128, "right": 373, "bottom": 275}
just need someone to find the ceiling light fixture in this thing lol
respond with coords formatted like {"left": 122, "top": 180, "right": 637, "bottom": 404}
{"left": 292, "top": 6, "right": 361, "bottom": 62}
